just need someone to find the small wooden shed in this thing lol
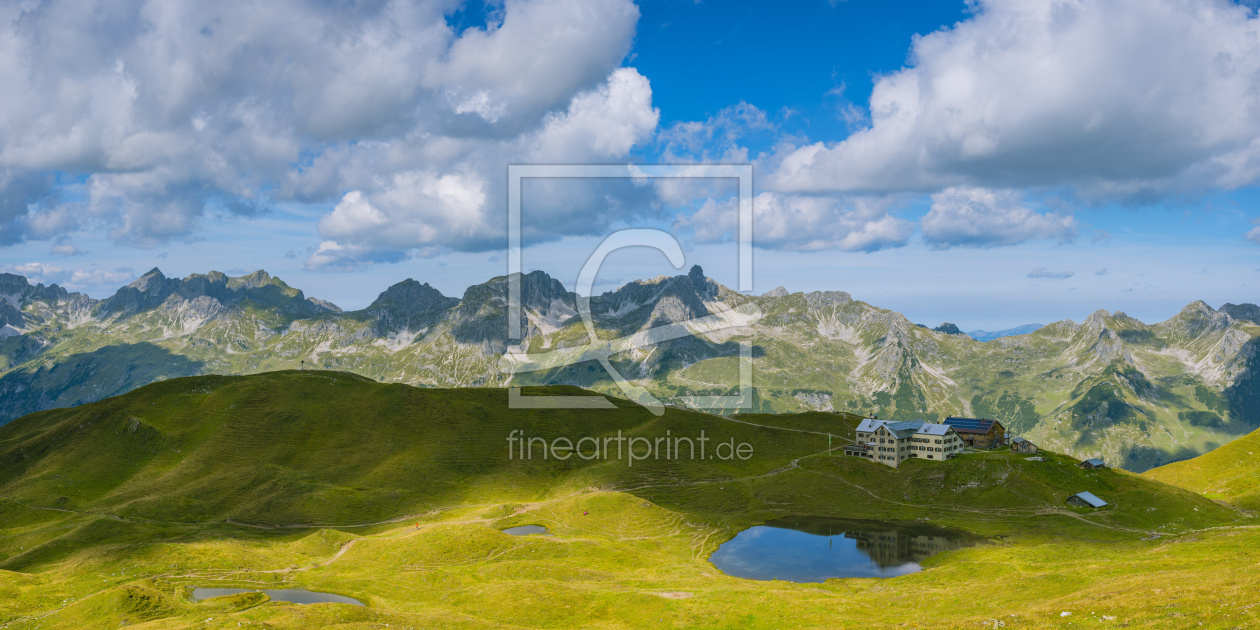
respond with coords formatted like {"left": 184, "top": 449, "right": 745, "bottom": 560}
{"left": 1067, "top": 491, "right": 1108, "bottom": 508}
{"left": 1010, "top": 437, "right": 1038, "bottom": 454}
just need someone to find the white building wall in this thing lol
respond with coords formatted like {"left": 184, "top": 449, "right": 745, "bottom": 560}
{"left": 859, "top": 422, "right": 964, "bottom": 468}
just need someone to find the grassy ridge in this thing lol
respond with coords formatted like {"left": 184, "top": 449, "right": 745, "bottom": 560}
{"left": 0, "top": 371, "right": 1255, "bottom": 629}
{"left": 0, "top": 372, "right": 1231, "bottom": 538}
{"left": 0, "top": 371, "right": 829, "bottom": 529}
{"left": 1143, "top": 425, "right": 1260, "bottom": 509}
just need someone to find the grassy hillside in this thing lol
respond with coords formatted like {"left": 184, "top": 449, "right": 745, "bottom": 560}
{"left": 0, "top": 371, "right": 832, "bottom": 529}
{"left": 5, "top": 268, "right": 1260, "bottom": 474}
{"left": 1144, "top": 425, "right": 1260, "bottom": 509}
{"left": 0, "top": 371, "right": 1231, "bottom": 537}
{"left": 0, "top": 371, "right": 1255, "bottom": 629}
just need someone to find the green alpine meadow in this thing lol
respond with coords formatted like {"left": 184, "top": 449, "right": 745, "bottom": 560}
{"left": 1, "top": 370, "right": 1258, "bottom": 629}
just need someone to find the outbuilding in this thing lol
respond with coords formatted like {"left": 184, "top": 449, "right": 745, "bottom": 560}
{"left": 1067, "top": 491, "right": 1108, "bottom": 508}
{"left": 842, "top": 444, "right": 872, "bottom": 459}
{"left": 1079, "top": 458, "right": 1106, "bottom": 470}
{"left": 1010, "top": 437, "right": 1038, "bottom": 454}
{"left": 943, "top": 417, "right": 1007, "bottom": 449}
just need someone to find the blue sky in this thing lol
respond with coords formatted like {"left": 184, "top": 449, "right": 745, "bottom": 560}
{"left": 0, "top": 0, "right": 1258, "bottom": 330}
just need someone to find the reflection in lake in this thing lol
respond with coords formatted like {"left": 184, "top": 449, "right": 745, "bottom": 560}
{"left": 709, "top": 517, "right": 970, "bottom": 582}
{"left": 191, "top": 587, "right": 365, "bottom": 606}
{"left": 502, "top": 525, "right": 550, "bottom": 535}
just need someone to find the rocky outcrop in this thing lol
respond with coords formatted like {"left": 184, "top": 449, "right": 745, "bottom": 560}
{"left": 1220, "top": 303, "right": 1260, "bottom": 325}
{"left": 359, "top": 279, "right": 458, "bottom": 335}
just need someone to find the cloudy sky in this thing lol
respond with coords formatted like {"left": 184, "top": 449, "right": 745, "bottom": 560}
{"left": 1, "top": 0, "right": 1259, "bottom": 329}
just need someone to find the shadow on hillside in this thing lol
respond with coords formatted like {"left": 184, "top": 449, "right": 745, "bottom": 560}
{"left": 1225, "top": 337, "right": 1260, "bottom": 427}
{"left": 1125, "top": 444, "right": 1205, "bottom": 473}
{"left": 0, "top": 343, "right": 204, "bottom": 426}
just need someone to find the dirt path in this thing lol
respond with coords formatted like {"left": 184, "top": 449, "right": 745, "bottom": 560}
{"left": 713, "top": 414, "right": 855, "bottom": 442}
{"left": 613, "top": 446, "right": 843, "bottom": 493}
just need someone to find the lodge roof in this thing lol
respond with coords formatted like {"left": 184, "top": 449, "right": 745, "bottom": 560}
{"left": 857, "top": 418, "right": 955, "bottom": 439}
{"left": 943, "top": 417, "right": 1003, "bottom": 434}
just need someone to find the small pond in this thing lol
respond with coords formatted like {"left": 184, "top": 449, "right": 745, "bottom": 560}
{"left": 502, "top": 525, "right": 550, "bottom": 535}
{"left": 709, "top": 517, "right": 971, "bottom": 582}
{"left": 192, "top": 587, "right": 365, "bottom": 606}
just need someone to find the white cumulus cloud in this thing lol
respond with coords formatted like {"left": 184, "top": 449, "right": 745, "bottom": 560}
{"left": 0, "top": 262, "right": 133, "bottom": 291}
{"left": 0, "top": 0, "right": 651, "bottom": 259}
{"left": 306, "top": 67, "right": 660, "bottom": 269}
{"left": 675, "top": 192, "right": 913, "bottom": 253}
{"left": 763, "top": 0, "right": 1260, "bottom": 199}
{"left": 921, "top": 187, "right": 1077, "bottom": 248}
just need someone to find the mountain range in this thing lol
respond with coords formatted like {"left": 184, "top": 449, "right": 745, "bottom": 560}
{"left": 1, "top": 266, "right": 1257, "bottom": 472}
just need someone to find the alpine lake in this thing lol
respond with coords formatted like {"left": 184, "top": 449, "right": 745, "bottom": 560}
{"left": 709, "top": 517, "right": 974, "bottom": 582}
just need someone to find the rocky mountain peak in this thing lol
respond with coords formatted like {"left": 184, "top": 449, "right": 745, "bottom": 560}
{"left": 0, "top": 274, "right": 77, "bottom": 314}
{"left": 99, "top": 268, "right": 324, "bottom": 319}
{"left": 1159, "top": 300, "right": 1231, "bottom": 340}
{"left": 1221, "top": 303, "right": 1260, "bottom": 325}
{"left": 804, "top": 291, "right": 853, "bottom": 309}
{"left": 1084, "top": 308, "right": 1112, "bottom": 326}
{"left": 227, "top": 270, "right": 274, "bottom": 290}
{"left": 1179, "top": 300, "right": 1215, "bottom": 316}
{"left": 455, "top": 270, "right": 571, "bottom": 311}
{"left": 307, "top": 297, "right": 342, "bottom": 313}
{"left": 363, "top": 279, "right": 460, "bottom": 335}
{"left": 0, "top": 273, "right": 30, "bottom": 297}
{"left": 0, "top": 275, "right": 26, "bottom": 328}
{"left": 763, "top": 286, "right": 789, "bottom": 298}
{"left": 368, "top": 279, "right": 450, "bottom": 312}
{"left": 100, "top": 269, "right": 177, "bottom": 315}
{"left": 176, "top": 272, "right": 230, "bottom": 301}
{"left": 129, "top": 268, "right": 169, "bottom": 292}
{"left": 519, "top": 270, "right": 573, "bottom": 311}
{"left": 641, "top": 271, "right": 716, "bottom": 328}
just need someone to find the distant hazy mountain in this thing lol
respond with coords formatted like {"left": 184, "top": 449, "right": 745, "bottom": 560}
{"left": 967, "top": 324, "right": 1045, "bottom": 342}
{"left": 1, "top": 267, "right": 1257, "bottom": 472}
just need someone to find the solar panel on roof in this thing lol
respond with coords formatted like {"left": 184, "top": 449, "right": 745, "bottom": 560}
{"left": 944, "top": 417, "right": 993, "bottom": 428}
{"left": 943, "top": 417, "right": 997, "bottom": 433}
